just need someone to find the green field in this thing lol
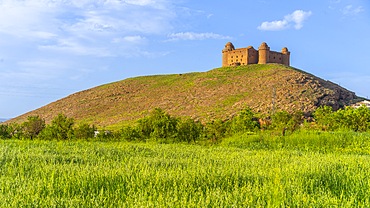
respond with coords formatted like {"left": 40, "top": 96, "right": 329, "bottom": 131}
{"left": 1, "top": 131, "right": 370, "bottom": 207}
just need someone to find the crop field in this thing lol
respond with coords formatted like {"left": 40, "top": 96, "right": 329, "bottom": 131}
{"left": 1, "top": 131, "right": 370, "bottom": 207}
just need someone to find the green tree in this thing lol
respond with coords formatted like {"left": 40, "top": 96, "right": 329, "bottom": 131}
{"left": 7, "top": 123, "right": 23, "bottom": 139}
{"left": 270, "top": 111, "right": 303, "bottom": 135}
{"left": 176, "top": 118, "right": 203, "bottom": 143}
{"left": 230, "top": 107, "right": 260, "bottom": 134}
{"left": 271, "top": 111, "right": 291, "bottom": 130}
{"left": 137, "top": 108, "right": 178, "bottom": 142}
{"left": 204, "top": 119, "right": 228, "bottom": 142}
{"left": 74, "top": 123, "right": 96, "bottom": 140}
{"left": 0, "top": 124, "right": 10, "bottom": 139}
{"left": 22, "top": 116, "right": 45, "bottom": 140}
{"left": 313, "top": 106, "right": 335, "bottom": 131}
{"left": 354, "top": 106, "right": 370, "bottom": 132}
{"left": 334, "top": 106, "right": 370, "bottom": 132}
{"left": 120, "top": 126, "right": 142, "bottom": 141}
{"left": 40, "top": 113, "right": 74, "bottom": 140}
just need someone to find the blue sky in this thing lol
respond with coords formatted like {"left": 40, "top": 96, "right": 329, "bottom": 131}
{"left": 0, "top": 0, "right": 369, "bottom": 118}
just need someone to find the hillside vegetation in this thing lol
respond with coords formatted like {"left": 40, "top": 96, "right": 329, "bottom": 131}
{"left": 9, "top": 64, "right": 359, "bottom": 127}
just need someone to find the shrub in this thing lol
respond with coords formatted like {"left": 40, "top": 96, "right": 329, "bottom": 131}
{"left": 314, "top": 105, "right": 370, "bottom": 132}
{"left": 22, "top": 116, "right": 45, "bottom": 140}
{"left": 176, "top": 118, "right": 203, "bottom": 143}
{"left": 137, "top": 108, "right": 178, "bottom": 142}
{"left": 204, "top": 119, "right": 228, "bottom": 142}
{"left": 120, "top": 126, "right": 142, "bottom": 141}
{"left": 334, "top": 106, "right": 370, "bottom": 132}
{"left": 74, "top": 123, "right": 97, "bottom": 140}
{"left": 313, "top": 106, "right": 335, "bottom": 131}
{"left": 270, "top": 111, "right": 303, "bottom": 135}
{"left": 230, "top": 107, "right": 259, "bottom": 134}
{"left": 40, "top": 113, "right": 74, "bottom": 140}
{"left": 0, "top": 124, "right": 11, "bottom": 139}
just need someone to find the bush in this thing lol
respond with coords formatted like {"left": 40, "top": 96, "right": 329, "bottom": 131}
{"left": 137, "top": 108, "right": 178, "bottom": 142}
{"left": 39, "top": 113, "right": 74, "bottom": 140}
{"left": 270, "top": 111, "right": 303, "bottom": 135}
{"left": 120, "top": 126, "right": 142, "bottom": 141}
{"left": 313, "top": 106, "right": 335, "bottom": 131}
{"left": 314, "top": 105, "right": 370, "bottom": 132}
{"left": 74, "top": 123, "right": 97, "bottom": 140}
{"left": 230, "top": 107, "right": 259, "bottom": 134}
{"left": 176, "top": 118, "right": 203, "bottom": 143}
{"left": 334, "top": 106, "right": 370, "bottom": 132}
{"left": 0, "top": 124, "right": 11, "bottom": 139}
{"left": 204, "top": 119, "right": 228, "bottom": 142}
{"left": 22, "top": 116, "right": 45, "bottom": 140}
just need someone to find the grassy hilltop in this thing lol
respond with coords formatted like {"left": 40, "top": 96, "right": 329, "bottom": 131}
{"left": 9, "top": 64, "right": 360, "bottom": 128}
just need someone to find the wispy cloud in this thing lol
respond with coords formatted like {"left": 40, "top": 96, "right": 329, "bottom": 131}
{"left": 112, "top": 36, "right": 147, "bottom": 44}
{"left": 0, "top": 0, "right": 180, "bottom": 101}
{"left": 258, "top": 10, "right": 312, "bottom": 31}
{"left": 0, "top": 0, "right": 174, "bottom": 57}
{"left": 38, "top": 39, "right": 113, "bottom": 57}
{"left": 329, "top": 1, "right": 364, "bottom": 17}
{"left": 167, "top": 32, "right": 231, "bottom": 41}
{"left": 341, "top": 5, "right": 364, "bottom": 16}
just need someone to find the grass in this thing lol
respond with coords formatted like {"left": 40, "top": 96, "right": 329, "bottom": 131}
{"left": 1, "top": 131, "right": 370, "bottom": 207}
{"left": 222, "top": 130, "right": 370, "bottom": 154}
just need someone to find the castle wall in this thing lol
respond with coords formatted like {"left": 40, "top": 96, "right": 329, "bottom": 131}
{"left": 224, "top": 48, "right": 247, "bottom": 66}
{"left": 268, "top": 51, "right": 284, "bottom": 65}
{"left": 222, "top": 42, "right": 290, "bottom": 67}
{"left": 246, "top": 47, "right": 258, "bottom": 64}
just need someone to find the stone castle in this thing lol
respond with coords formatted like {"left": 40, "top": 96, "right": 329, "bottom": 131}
{"left": 222, "top": 42, "right": 290, "bottom": 67}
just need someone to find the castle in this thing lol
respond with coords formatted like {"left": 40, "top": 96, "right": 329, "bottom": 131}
{"left": 222, "top": 42, "right": 290, "bottom": 67}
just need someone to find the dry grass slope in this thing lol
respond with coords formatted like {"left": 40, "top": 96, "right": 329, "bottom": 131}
{"left": 9, "top": 64, "right": 360, "bottom": 128}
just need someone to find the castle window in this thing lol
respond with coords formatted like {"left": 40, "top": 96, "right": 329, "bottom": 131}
{"left": 236, "top": 56, "right": 238, "bottom": 58}
{"left": 231, "top": 56, "right": 233, "bottom": 58}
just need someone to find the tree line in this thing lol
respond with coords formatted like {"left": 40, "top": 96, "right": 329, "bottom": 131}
{"left": 1, "top": 105, "right": 370, "bottom": 142}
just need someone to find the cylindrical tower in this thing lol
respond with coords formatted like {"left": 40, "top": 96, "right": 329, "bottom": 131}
{"left": 281, "top": 47, "right": 290, "bottom": 66}
{"left": 258, "top": 42, "right": 270, "bottom": 64}
{"left": 222, "top": 42, "right": 235, "bottom": 67}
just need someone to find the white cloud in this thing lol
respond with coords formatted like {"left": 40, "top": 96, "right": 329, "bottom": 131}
{"left": 342, "top": 5, "right": 364, "bottom": 16}
{"left": 285, "top": 10, "right": 313, "bottom": 30}
{"left": 329, "top": 1, "right": 364, "bottom": 16}
{"left": 167, "top": 32, "right": 231, "bottom": 41}
{"left": 112, "top": 36, "right": 147, "bottom": 44}
{"left": 39, "top": 38, "right": 112, "bottom": 57}
{"left": 0, "top": 0, "right": 174, "bottom": 57}
{"left": 258, "top": 10, "right": 312, "bottom": 31}
{"left": 258, "top": 20, "right": 289, "bottom": 31}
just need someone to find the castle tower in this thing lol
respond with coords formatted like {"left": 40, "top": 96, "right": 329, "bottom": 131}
{"left": 258, "top": 42, "right": 270, "bottom": 64}
{"left": 281, "top": 47, "right": 290, "bottom": 66}
{"left": 222, "top": 42, "right": 235, "bottom": 67}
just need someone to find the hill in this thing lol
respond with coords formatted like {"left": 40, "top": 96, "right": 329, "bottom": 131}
{"left": 8, "top": 64, "right": 360, "bottom": 128}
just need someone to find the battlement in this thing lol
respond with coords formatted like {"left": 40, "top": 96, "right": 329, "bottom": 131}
{"left": 222, "top": 42, "right": 290, "bottom": 67}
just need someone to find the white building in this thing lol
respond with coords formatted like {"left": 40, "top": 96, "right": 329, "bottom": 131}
{"left": 351, "top": 100, "right": 370, "bottom": 109}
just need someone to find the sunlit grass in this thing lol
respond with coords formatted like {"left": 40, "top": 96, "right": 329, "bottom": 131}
{"left": 1, "top": 131, "right": 370, "bottom": 207}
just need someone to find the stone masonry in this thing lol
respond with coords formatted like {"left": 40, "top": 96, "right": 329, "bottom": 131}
{"left": 222, "top": 42, "right": 290, "bottom": 67}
